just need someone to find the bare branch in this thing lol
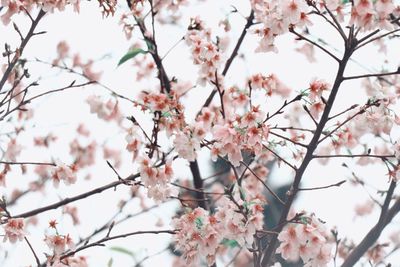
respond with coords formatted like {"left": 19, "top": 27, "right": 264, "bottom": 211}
{"left": 343, "top": 69, "right": 400, "bottom": 81}
{"left": 289, "top": 27, "right": 340, "bottom": 62}
{"left": 341, "top": 182, "right": 398, "bottom": 267}
{"left": 0, "top": 10, "right": 46, "bottom": 93}
{"left": 12, "top": 173, "right": 141, "bottom": 218}
{"left": 298, "top": 180, "right": 346, "bottom": 191}
{"left": 24, "top": 237, "right": 40, "bottom": 267}
{"left": 60, "top": 229, "right": 177, "bottom": 260}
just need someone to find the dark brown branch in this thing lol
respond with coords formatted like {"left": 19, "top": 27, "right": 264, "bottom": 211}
{"left": 0, "top": 161, "right": 55, "bottom": 166}
{"left": 303, "top": 104, "right": 319, "bottom": 126}
{"left": 312, "top": 154, "right": 395, "bottom": 160}
{"left": 270, "top": 126, "right": 316, "bottom": 134}
{"left": 263, "top": 94, "right": 303, "bottom": 123}
{"left": 356, "top": 29, "right": 380, "bottom": 44}
{"left": 322, "top": 3, "right": 347, "bottom": 41}
{"left": 356, "top": 28, "right": 400, "bottom": 50}
{"left": 24, "top": 237, "right": 40, "bottom": 267}
{"left": 298, "top": 180, "right": 346, "bottom": 191}
{"left": 290, "top": 27, "right": 340, "bottom": 62}
{"left": 171, "top": 182, "right": 224, "bottom": 195}
{"left": 0, "top": 10, "right": 46, "bottom": 93}
{"left": 135, "top": 16, "right": 171, "bottom": 93}
{"left": 32, "top": 59, "right": 144, "bottom": 107}
{"left": 189, "top": 160, "right": 208, "bottom": 209}
{"left": 60, "top": 229, "right": 176, "bottom": 260}
{"left": 309, "top": 2, "right": 346, "bottom": 41}
{"left": 13, "top": 173, "right": 140, "bottom": 218}
{"left": 260, "top": 34, "right": 357, "bottom": 266}
{"left": 318, "top": 99, "right": 379, "bottom": 144}
{"left": 268, "top": 131, "right": 308, "bottom": 148}
{"left": 262, "top": 144, "right": 297, "bottom": 171}
{"left": 343, "top": 69, "right": 400, "bottom": 80}
{"left": 328, "top": 104, "right": 359, "bottom": 120}
{"left": 0, "top": 81, "right": 94, "bottom": 121}
{"left": 341, "top": 182, "right": 398, "bottom": 267}
{"left": 240, "top": 161, "right": 285, "bottom": 205}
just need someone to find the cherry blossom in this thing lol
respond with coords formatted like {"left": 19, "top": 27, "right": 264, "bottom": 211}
{"left": 277, "top": 213, "right": 333, "bottom": 266}
{"left": 44, "top": 233, "right": 75, "bottom": 256}
{"left": 3, "top": 218, "right": 25, "bottom": 243}
{"left": 173, "top": 128, "right": 201, "bottom": 162}
{"left": 51, "top": 161, "right": 77, "bottom": 187}
{"left": 138, "top": 155, "right": 175, "bottom": 202}
{"left": 125, "top": 126, "right": 143, "bottom": 161}
{"left": 86, "top": 95, "right": 123, "bottom": 123}
{"left": 4, "top": 139, "right": 22, "bottom": 161}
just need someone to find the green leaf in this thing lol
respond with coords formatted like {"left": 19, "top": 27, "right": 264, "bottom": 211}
{"left": 195, "top": 217, "right": 203, "bottom": 229}
{"left": 110, "top": 246, "right": 135, "bottom": 257}
{"left": 107, "top": 258, "right": 113, "bottom": 267}
{"left": 221, "top": 238, "right": 239, "bottom": 248}
{"left": 117, "top": 48, "right": 147, "bottom": 66}
{"left": 161, "top": 111, "right": 172, "bottom": 117}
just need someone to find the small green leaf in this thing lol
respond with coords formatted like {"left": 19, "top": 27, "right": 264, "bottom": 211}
{"left": 161, "top": 111, "right": 172, "bottom": 117}
{"left": 221, "top": 238, "right": 239, "bottom": 248}
{"left": 195, "top": 217, "right": 203, "bottom": 229}
{"left": 110, "top": 246, "right": 135, "bottom": 257}
{"left": 107, "top": 258, "right": 113, "bottom": 267}
{"left": 118, "top": 48, "right": 147, "bottom": 66}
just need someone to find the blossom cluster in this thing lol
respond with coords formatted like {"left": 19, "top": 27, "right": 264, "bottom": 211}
{"left": 125, "top": 126, "right": 143, "bottom": 161}
{"left": 250, "top": 0, "right": 311, "bottom": 52}
{"left": 249, "top": 73, "right": 291, "bottom": 98}
{"left": 138, "top": 155, "right": 177, "bottom": 202}
{"left": 172, "top": 195, "right": 265, "bottom": 266}
{"left": 172, "top": 104, "right": 271, "bottom": 167}
{"left": 277, "top": 213, "right": 333, "bottom": 266}
{"left": 86, "top": 95, "right": 123, "bottom": 123}
{"left": 44, "top": 233, "right": 75, "bottom": 256}
{"left": 185, "top": 17, "right": 223, "bottom": 86}
{"left": 349, "top": 0, "right": 398, "bottom": 31}
{"left": 1, "top": 0, "right": 80, "bottom": 25}
{"left": 51, "top": 161, "right": 77, "bottom": 187}
{"left": 2, "top": 218, "right": 25, "bottom": 243}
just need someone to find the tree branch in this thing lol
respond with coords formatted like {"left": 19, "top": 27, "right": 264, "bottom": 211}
{"left": 341, "top": 182, "right": 398, "bottom": 267}
{"left": 12, "top": 173, "right": 140, "bottom": 218}
{"left": 260, "top": 33, "right": 357, "bottom": 267}
{"left": 0, "top": 9, "right": 46, "bottom": 93}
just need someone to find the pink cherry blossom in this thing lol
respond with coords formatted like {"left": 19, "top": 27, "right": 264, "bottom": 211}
{"left": 3, "top": 218, "right": 25, "bottom": 243}
{"left": 44, "top": 233, "right": 75, "bottom": 256}
{"left": 277, "top": 213, "right": 333, "bottom": 266}
{"left": 4, "top": 139, "right": 22, "bottom": 161}
{"left": 52, "top": 161, "right": 77, "bottom": 187}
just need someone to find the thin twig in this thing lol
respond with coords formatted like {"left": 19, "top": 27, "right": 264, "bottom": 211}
{"left": 343, "top": 69, "right": 400, "bottom": 80}
{"left": 60, "top": 229, "right": 177, "bottom": 260}
{"left": 24, "top": 237, "right": 41, "bottom": 267}
{"left": 298, "top": 180, "right": 346, "bottom": 191}
{"left": 0, "top": 10, "right": 46, "bottom": 93}
{"left": 290, "top": 27, "right": 340, "bottom": 62}
{"left": 240, "top": 161, "right": 285, "bottom": 205}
